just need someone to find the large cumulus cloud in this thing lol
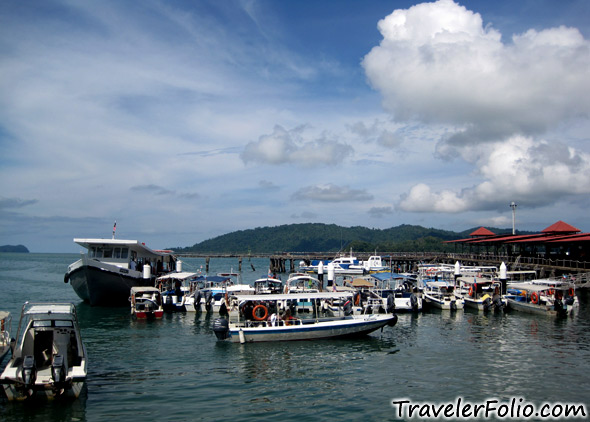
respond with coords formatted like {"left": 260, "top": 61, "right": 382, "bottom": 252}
{"left": 363, "top": 0, "right": 590, "bottom": 213}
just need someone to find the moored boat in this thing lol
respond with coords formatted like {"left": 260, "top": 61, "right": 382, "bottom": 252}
{"left": 0, "top": 303, "right": 87, "bottom": 401}
{"left": 212, "top": 292, "right": 397, "bottom": 343}
{"left": 64, "top": 237, "right": 179, "bottom": 307}
{"left": 129, "top": 287, "right": 164, "bottom": 319}
{"left": 1, "top": 311, "right": 12, "bottom": 362}
{"left": 506, "top": 280, "right": 579, "bottom": 317}
{"left": 456, "top": 277, "right": 507, "bottom": 312}
{"left": 422, "top": 281, "right": 464, "bottom": 310}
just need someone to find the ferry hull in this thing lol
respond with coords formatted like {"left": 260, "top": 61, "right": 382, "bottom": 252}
{"left": 67, "top": 258, "right": 152, "bottom": 307}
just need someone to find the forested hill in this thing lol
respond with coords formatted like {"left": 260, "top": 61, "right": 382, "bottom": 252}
{"left": 172, "top": 223, "right": 514, "bottom": 254}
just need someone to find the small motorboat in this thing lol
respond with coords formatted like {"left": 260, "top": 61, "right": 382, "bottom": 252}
{"left": 212, "top": 292, "right": 397, "bottom": 343}
{"left": 0, "top": 302, "right": 87, "bottom": 401}
{"left": 422, "top": 281, "right": 464, "bottom": 310}
{"left": 0, "top": 311, "right": 12, "bottom": 362}
{"left": 506, "top": 280, "right": 579, "bottom": 317}
{"left": 129, "top": 287, "right": 164, "bottom": 319}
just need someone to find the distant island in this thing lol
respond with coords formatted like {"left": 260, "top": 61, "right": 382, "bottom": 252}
{"left": 0, "top": 245, "right": 30, "bottom": 253}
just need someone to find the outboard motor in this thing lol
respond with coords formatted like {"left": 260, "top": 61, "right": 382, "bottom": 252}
{"left": 410, "top": 293, "right": 418, "bottom": 312}
{"left": 565, "top": 296, "right": 575, "bottom": 306}
{"left": 554, "top": 298, "right": 566, "bottom": 317}
{"left": 386, "top": 294, "right": 395, "bottom": 314}
{"left": 343, "top": 300, "right": 353, "bottom": 316}
{"left": 193, "top": 291, "right": 202, "bottom": 312}
{"left": 22, "top": 355, "right": 37, "bottom": 389}
{"left": 205, "top": 291, "right": 213, "bottom": 311}
{"left": 51, "top": 354, "right": 66, "bottom": 384}
{"left": 219, "top": 301, "right": 228, "bottom": 316}
{"left": 450, "top": 300, "right": 457, "bottom": 311}
{"left": 493, "top": 296, "right": 505, "bottom": 312}
{"left": 212, "top": 318, "right": 230, "bottom": 340}
{"left": 483, "top": 297, "right": 492, "bottom": 312}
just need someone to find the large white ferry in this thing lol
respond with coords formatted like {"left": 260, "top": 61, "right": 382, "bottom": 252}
{"left": 64, "top": 238, "right": 178, "bottom": 306}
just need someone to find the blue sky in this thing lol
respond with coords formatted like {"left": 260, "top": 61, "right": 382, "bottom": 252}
{"left": 1, "top": 0, "right": 589, "bottom": 252}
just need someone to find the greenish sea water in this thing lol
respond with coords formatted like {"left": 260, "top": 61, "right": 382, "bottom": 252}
{"left": 0, "top": 253, "right": 589, "bottom": 421}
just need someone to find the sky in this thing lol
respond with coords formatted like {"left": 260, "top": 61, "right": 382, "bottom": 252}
{"left": 1, "top": 0, "right": 589, "bottom": 253}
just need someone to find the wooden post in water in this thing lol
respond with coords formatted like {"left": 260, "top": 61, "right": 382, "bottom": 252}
{"left": 206, "top": 257, "right": 210, "bottom": 273}
{"left": 239, "top": 257, "right": 242, "bottom": 272}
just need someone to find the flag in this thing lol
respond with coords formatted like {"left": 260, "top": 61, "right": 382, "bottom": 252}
{"left": 112, "top": 221, "right": 117, "bottom": 239}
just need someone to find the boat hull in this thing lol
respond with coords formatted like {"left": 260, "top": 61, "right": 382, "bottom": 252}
{"left": 225, "top": 314, "right": 396, "bottom": 343}
{"left": 506, "top": 298, "right": 576, "bottom": 317}
{"left": 67, "top": 258, "right": 152, "bottom": 307}
{"left": 423, "top": 295, "right": 464, "bottom": 310}
{"left": 1, "top": 377, "right": 85, "bottom": 401}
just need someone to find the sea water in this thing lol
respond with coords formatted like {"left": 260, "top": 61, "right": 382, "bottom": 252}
{"left": 0, "top": 253, "right": 589, "bottom": 421}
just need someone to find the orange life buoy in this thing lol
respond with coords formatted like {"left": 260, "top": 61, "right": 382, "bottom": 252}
{"left": 355, "top": 293, "right": 360, "bottom": 306}
{"left": 531, "top": 292, "right": 539, "bottom": 304}
{"left": 252, "top": 304, "right": 268, "bottom": 321}
{"left": 547, "top": 289, "right": 554, "bottom": 296}
{"left": 568, "top": 288, "right": 574, "bottom": 297}
{"left": 469, "top": 287, "right": 474, "bottom": 297}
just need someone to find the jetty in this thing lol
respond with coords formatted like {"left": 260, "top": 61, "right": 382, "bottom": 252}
{"left": 175, "top": 251, "right": 590, "bottom": 288}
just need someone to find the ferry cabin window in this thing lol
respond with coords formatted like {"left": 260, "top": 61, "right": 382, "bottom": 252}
{"left": 103, "top": 248, "right": 113, "bottom": 258}
{"left": 121, "top": 248, "right": 128, "bottom": 259}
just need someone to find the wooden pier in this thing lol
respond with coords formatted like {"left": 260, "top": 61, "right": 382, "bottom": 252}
{"left": 176, "top": 251, "right": 590, "bottom": 286}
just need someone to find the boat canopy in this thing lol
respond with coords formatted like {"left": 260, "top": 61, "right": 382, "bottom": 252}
{"left": 234, "top": 292, "right": 353, "bottom": 302}
{"left": 74, "top": 238, "right": 171, "bottom": 257}
{"left": 509, "top": 282, "right": 574, "bottom": 292}
{"left": 350, "top": 278, "right": 374, "bottom": 287}
{"left": 370, "top": 272, "right": 414, "bottom": 281}
{"left": 24, "top": 303, "right": 75, "bottom": 316}
{"left": 156, "top": 271, "right": 200, "bottom": 281}
{"left": 130, "top": 286, "right": 161, "bottom": 294}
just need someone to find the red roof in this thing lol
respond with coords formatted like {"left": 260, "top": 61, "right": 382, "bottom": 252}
{"left": 469, "top": 227, "right": 496, "bottom": 237}
{"left": 542, "top": 220, "right": 580, "bottom": 234}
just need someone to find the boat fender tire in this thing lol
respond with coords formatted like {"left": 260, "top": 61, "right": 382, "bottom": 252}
{"left": 252, "top": 304, "right": 268, "bottom": 321}
{"left": 64, "top": 274, "right": 69, "bottom": 284}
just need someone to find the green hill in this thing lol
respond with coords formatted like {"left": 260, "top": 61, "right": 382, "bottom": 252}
{"left": 0, "top": 244, "right": 29, "bottom": 253}
{"left": 172, "top": 223, "right": 516, "bottom": 254}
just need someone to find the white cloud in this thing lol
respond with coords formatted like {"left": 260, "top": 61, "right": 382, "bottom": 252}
{"left": 292, "top": 184, "right": 373, "bottom": 202}
{"left": 362, "top": 0, "right": 590, "bottom": 143}
{"left": 399, "top": 136, "right": 590, "bottom": 213}
{"left": 364, "top": 0, "right": 590, "bottom": 214}
{"left": 240, "top": 125, "right": 353, "bottom": 167}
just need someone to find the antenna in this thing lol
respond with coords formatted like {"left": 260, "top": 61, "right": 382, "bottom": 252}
{"left": 509, "top": 202, "right": 517, "bottom": 235}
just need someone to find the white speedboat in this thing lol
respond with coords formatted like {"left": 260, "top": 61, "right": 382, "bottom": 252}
{"left": 1, "top": 311, "right": 12, "bottom": 361}
{"left": 422, "top": 281, "right": 464, "bottom": 310}
{"left": 285, "top": 273, "right": 321, "bottom": 293}
{"left": 65, "top": 237, "right": 179, "bottom": 306}
{"left": 129, "top": 287, "right": 164, "bottom": 319}
{"left": 299, "top": 251, "right": 387, "bottom": 275}
{"left": 362, "top": 272, "right": 422, "bottom": 312}
{"left": 456, "top": 277, "right": 507, "bottom": 312}
{"left": 0, "top": 303, "right": 87, "bottom": 401}
{"left": 506, "top": 280, "right": 579, "bottom": 317}
{"left": 212, "top": 292, "right": 397, "bottom": 343}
